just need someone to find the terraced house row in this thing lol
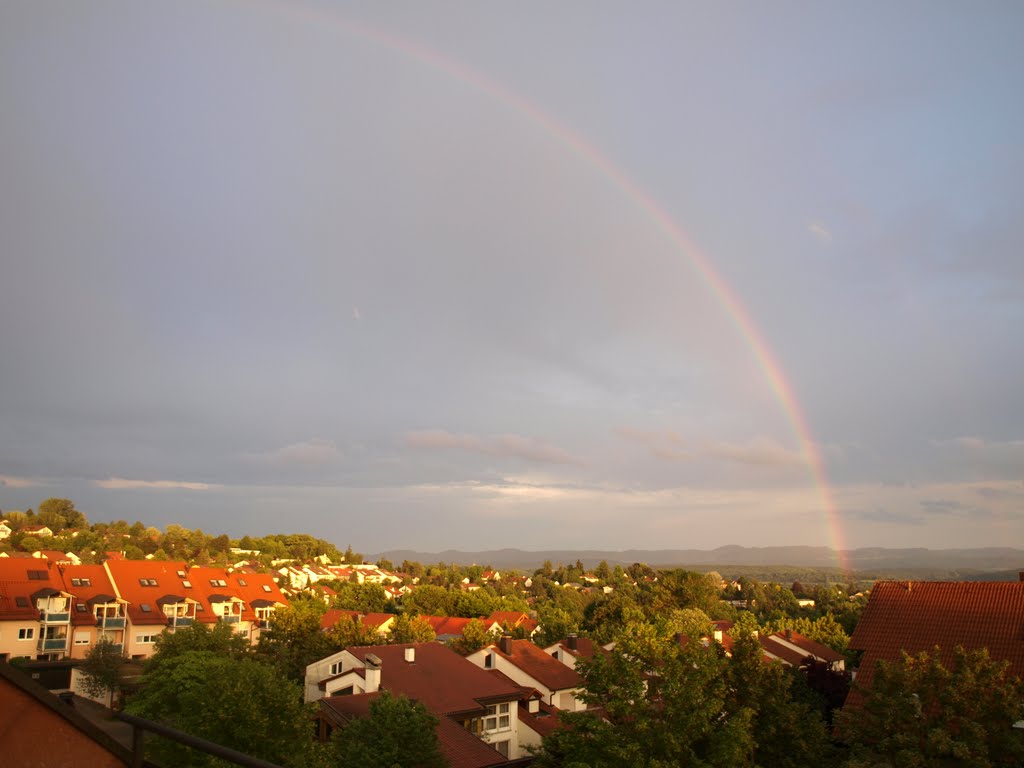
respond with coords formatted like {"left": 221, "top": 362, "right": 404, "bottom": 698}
{"left": 0, "top": 556, "right": 289, "bottom": 661}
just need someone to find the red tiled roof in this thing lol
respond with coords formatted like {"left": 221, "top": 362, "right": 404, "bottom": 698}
{"left": 57, "top": 565, "right": 122, "bottom": 626}
{"left": 847, "top": 580, "right": 1024, "bottom": 707}
{"left": 0, "top": 559, "right": 65, "bottom": 620}
{"left": 554, "top": 637, "right": 608, "bottom": 660}
{"left": 345, "top": 643, "right": 521, "bottom": 716}
{"left": 103, "top": 559, "right": 194, "bottom": 625}
{"left": 493, "top": 639, "right": 582, "bottom": 692}
{"left": 517, "top": 700, "right": 564, "bottom": 738}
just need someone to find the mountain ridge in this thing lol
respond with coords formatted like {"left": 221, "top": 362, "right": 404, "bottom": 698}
{"left": 373, "top": 545, "right": 1024, "bottom": 572}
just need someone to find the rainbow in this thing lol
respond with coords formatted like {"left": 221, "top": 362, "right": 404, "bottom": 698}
{"left": 253, "top": 2, "right": 850, "bottom": 570}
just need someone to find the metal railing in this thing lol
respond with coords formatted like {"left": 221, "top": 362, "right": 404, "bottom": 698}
{"left": 115, "top": 712, "right": 285, "bottom": 768}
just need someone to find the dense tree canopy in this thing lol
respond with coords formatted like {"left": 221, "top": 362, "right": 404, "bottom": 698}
{"left": 332, "top": 691, "right": 446, "bottom": 768}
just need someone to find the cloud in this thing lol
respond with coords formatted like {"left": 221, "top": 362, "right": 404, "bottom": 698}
{"left": 0, "top": 475, "right": 41, "bottom": 488}
{"left": 616, "top": 428, "right": 804, "bottom": 468}
{"left": 808, "top": 221, "right": 833, "bottom": 243}
{"left": 94, "top": 478, "right": 221, "bottom": 491}
{"left": 403, "top": 430, "right": 583, "bottom": 466}
{"left": 248, "top": 438, "right": 342, "bottom": 466}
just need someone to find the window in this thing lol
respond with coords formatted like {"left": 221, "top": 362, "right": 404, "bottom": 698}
{"left": 493, "top": 741, "right": 510, "bottom": 759}
{"left": 148, "top": 579, "right": 158, "bottom": 586}
{"left": 15, "top": 597, "right": 29, "bottom": 608}
{"left": 71, "top": 578, "right": 81, "bottom": 586}
{"left": 182, "top": 580, "right": 192, "bottom": 588}
{"left": 140, "top": 603, "right": 152, "bottom": 613}
{"left": 218, "top": 579, "right": 227, "bottom": 587}
{"left": 483, "top": 703, "right": 511, "bottom": 732}
{"left": 137, "top": 634, "right": 157, "bottom": 644}
{"left": 18, "top": 628, "right": 34, "bottom": 640}
{"left": 79, "top": 577, "right": 91, "bottom": 586}
{"left": 74, "top": 636, "right": 90, "bottom": 645}
{"left": 484, "top": 653, "right": 494, "bottom": 669}
{"left": 176, "top": 570, "right": 186, "bottom": 578}
{"left": 237, "top": 579, "right": 247, "bottom": 586}
{"left": 76, "top": 604, "right": 87, "bottom": 613}
{"left": 329, "top": 662, "right": 342, "bottom": 676}
{"left": 262, "top": 585, "right": 272, "bottom": 592}
{"left": 28, "top": 570, "right": 47, "bottom": 580}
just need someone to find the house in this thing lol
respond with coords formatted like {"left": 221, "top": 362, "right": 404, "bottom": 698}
{"left": 486, "top": 611, "right": 539, "bottom": 637}
{"left": 33, "top": 550, "right": 81, "bottom": 566}
{"left": 22, "top": 525, "right": 54, "bottom": 538}
{"left": 844, "top": 578, "right": 1024, "bottom": 709}
{"left": 0, "top": 520, "right": 11, "bottom": 540}
{"left": 310, "top": 642, "right": 527, "bottom": 763}
{"left": 421, "top": 615, "right": 502, "bottom": 643}
{"left": 102, "top": 560, "right": 289, "bottom": 659}
{"left": 759, "top": 630, "right": 845, "bottom": 671}
{"left": 0, "top": 559, "right": 72, "bottom": 661}
{"left": 467, "top": 636, "right": 587, "bottom": 711}
{"left": 58, "top": 564, "right": 128, "bottom": 660}
{"left": 544, "top": 634, "right": 613, "bottom": 670}
{"left": 320, "top": 609, "right": 396, "bottom": 637}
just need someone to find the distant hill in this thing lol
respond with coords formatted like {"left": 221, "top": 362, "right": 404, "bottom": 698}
{"left": 374, "top": 546, "right": 1024, "bottom": 575}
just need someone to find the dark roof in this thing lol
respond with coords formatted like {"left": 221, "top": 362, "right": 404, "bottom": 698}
{"left": 492, "top": 640, "right": 582, "bottom": 692}
{"left": 846, "top": 580, "right": 1024, "bottom": 708}
{"left": 517, "top": 700, "right": 564, "bottom": 739}
{"left": 345, "top": 643, "right": 521, "bottom": 716}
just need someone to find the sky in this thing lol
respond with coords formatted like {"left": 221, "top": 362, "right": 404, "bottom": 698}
{"left": 1, "top": 1, "right": 1022, "bottom": 556}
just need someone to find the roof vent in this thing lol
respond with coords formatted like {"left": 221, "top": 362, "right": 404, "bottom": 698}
{"left": 404, "top": 647, "right": 415, "bottom": 663}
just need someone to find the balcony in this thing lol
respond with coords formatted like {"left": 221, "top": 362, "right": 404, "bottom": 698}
{"left": 40, "top": 611, "right": 70, "bottom": 624}
{"left": 167, "top": 617, "right": 193, "bottom": 628}
{"left": 96, "top": 617, "right": 126, "bottom": 629}
{"left": 38, "top": 637, "right": 68, "bottom": 652}
{"left": 220, "top": 615, "right": 240, "bottom": 624}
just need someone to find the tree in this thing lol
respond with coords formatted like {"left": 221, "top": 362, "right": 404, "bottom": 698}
{"left": 726, "top": 628, "right": 832, "bottom": 767}
{"left": 127, "top": 652, "right": 314, "bottom": 767}
{"left": 78, "top": 637, "right": 126, "bottom": 708}
{"left": 327, "top": 615, "right": 385, "bottom": 648}
{"left": 149, "top": 620, "right": 249, "bottom": 666}
{"left": 836, "top": 646, "right": 1024, "bottom": 767}
{"left": 333, "top": 582, "right": 389, "bottom": 613}
{"left": 449, "top": 618, "right": 496, "bottom": 656}
{"left": 401, "top": 585, "right": 452, "bottom": 617}
{"left": 333, "top": 690, "right": 446, "bottom": 768}
{"left": 534, "top": 631, "right": 754, "bottom": 767}
{"left": 390, "top": 614, "right": 437, "bottom": 644}
{"left": 256, "top": 596, "right": 334, "bottom": 683}
{"left": 37, "top": 497, "right": 86, "bottom": 530}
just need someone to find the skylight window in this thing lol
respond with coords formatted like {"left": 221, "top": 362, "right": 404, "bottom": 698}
{"left": 148, "top": 579, "right": 158, "bottom": 586}
{"left": 182, "top": 580, "right": 192, "bottom": 588}
{"left": 15, "top": 597, "right": 29, "bottom": 608}
{"left": 76, "top": 604, "right": 87, "bottom": 613}
{"left": 262, "top": 585, "right": 272, "bottom": 592}
{"left": 71, "top": 578, "right": 81, "bottom": 586}
{"left": 140, "top": 603, "right": 152, "bottom": 612}
{"left": 237, "top": 579, "right": 247, "bottom": 586}
{"left": 28, "top": 570, "right": 47, "bottom": 580}
{"left": 177, "top": 570, "right": 186, "bottom": 578}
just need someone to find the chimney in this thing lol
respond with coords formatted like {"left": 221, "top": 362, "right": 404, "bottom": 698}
{"left": 499, "top": 635, "right": 513, "bottom": 655}
{"left": 364, "top": 653, "right": 382, "bottom": 693}
{"left": 1019, "top": 571, "right": 1024, "bottom": 583}
{"left": 404, "top": 647, "right": 415, "bottom": 664}
{"left": 567, "top": 633, "right": 578, "bottom": 651}
{"left": 785, "top": 629, "right": 792, "bottom": 641}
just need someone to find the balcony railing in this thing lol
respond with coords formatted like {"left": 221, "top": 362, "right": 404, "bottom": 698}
{"left": 96, "top": 617, "right": 126, "bottom": 629}
{"left": 167, "top": 616, "right": 193, "bottom": 627}
{"left": 40, "top": 611, "right": 70, "bottom": 624}
{"left": 220, "top": 615, "right": 241, "bottom": 624}
{"left": 38, "top": 637, "right": 68, "bottom": 652}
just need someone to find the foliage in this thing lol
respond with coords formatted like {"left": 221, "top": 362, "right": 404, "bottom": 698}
{"left": 148, "top": 620, "right": 249, "bottom": 667}
{"left": 764, "top": 613, "right": 850, "bottom": 654}
{"left": 326, "top": 615, "right": 385, "bottom": 648}
{"left": 390, "top": 614, "right": 437, "bottom": 644}
{"left": 332, "top": 690, "right": 446, "bottom": 768}
{"left": 401, "top": 584, "right": 452, "bottom": 617}
{"left": 127, "top": 651, "right": 314, "bottom": 767}
{"left": 448, "top": 618, "right": 497, "bottom": 656}
{"left": 534, "top": 632, "right": 754, "bottom": 767}
{"left": 37, "top": 497, "right": 87, "bottom": 529}
{"left": 332, "top": 581, "right": 389, "bottom": 613}
{"left": 835, "top": 646, "right": 1024, "bottom": 767}
{"left": 726, "top": 628, "right": 833, "bottom": 767}
{"left": 78, "top": 637, "right": 126, "bottom": 708}
{"left": 256, "top": 596, "right": 334, "bottom": 683}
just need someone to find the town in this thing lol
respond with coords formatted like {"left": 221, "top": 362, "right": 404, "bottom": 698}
{"left": 1, "top": 500, "right": 1021, "bottom": 767}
